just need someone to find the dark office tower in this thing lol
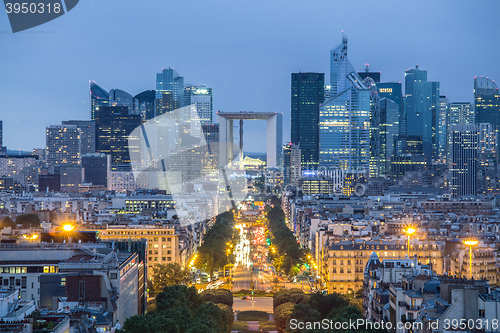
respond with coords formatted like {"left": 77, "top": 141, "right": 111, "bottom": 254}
{"left": 474, "top": 76, "right": 500, "bottom": 127}
{"left": 377, "top": 82, "right": 403, "bottom": 135}
{"left": 90, "top": 81, "right": 110, "bottom": 121}
{"left": 477, "top": 123, "right": 499, "bottom": 195}
{"left": 95, "top": 106, "right": 141, "bottom": 169}
{"left": 429, "top": 81, "right": 440, "bottom": 160}
{"left": 82, "top": 153, "right": 111, "bottom": 187}
{"left": 62, "top": 120, "right": 96, "bottom": 154}
{"left": 60, "top": 166, "right": 82, "bottom": 193}
{"left": 404, "top": 66, "right": 439, "bottom": 162}
{"left": 395, "top": 135, "right": 423, "bottom": 155}
{"left": 291, "top": 72, "right": 324, "bottom": 168}
{"left": 450, "top": 125, "right": 477, "bottom": 197}
{"left": 357, "top": 64, "right": 380, "bottom": 83}
{"left": 156, "top": 68, "right": 184, "bottom": 116}
{"left": 0, "top": 120, "right": 5, "bottom": 156}
{"left": 363, "top": 77, "right": 380, "bottom": 177}
{"left": 110, "top": 89, "right": 139, "bottom": 115}
{"left": 379, "top": 98, "right": 400, "bottom": 176}
{"left": 134, "top": 90, "right": 156, "bottom": 121}
{"left": 437, "top": 96, "right": 449, "bottom": 162}
{"left": 38, "top": 174, "right": 60, "bottom": 192}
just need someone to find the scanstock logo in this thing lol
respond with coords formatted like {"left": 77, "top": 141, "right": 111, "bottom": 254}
{"left": 4, "top": 0, "right": 79, "bottom": 33}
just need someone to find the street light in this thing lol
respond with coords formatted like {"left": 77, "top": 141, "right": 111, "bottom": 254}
{"left": 404, "top": 227, "right": 416, "bottom": 258}
{"left": 463, "top": 239, "right": 479, "bottom": 280}
{"left": 62, "top": 224, "right": 74, "bottom": 232}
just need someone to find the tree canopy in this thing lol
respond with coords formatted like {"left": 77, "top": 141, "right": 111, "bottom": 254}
{"left": 15, "top": 214, "right": 40, "bottom": 227}
{"left": 0, "top": 216, "right": 16, "bottom": 229}
{"left": 151, "top": 263, "right": 191, "bottom": 295}
{"left": 265, "top": 203, "right": 303, "bottom": 275}
{"left": 118, "top": 285, "right": 233, "bottom": 333}
{"left": 273, "top": 290, "right": 386, "bottom": 333}
{"left": 195, "top": 211, "right": 238, "bottom": 275}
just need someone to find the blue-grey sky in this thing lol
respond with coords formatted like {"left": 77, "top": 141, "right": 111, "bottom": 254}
{"left": 1, "top": 0, "right": 499, "bottom": 152}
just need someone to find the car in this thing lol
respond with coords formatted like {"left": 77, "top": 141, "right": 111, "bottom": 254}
{"left": 241, "top": 296, "right": 249, "bottom": 300}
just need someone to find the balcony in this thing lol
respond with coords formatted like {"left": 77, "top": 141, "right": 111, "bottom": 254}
{"left": 405, "top": 304, "right": 421, "bottom": 311}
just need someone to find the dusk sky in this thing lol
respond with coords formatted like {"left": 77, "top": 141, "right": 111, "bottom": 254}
{"left": 1, "top": 0, "right": 499, "bottom": 152}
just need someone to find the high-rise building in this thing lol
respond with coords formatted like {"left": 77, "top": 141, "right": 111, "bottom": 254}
{"left": 95, "top": 106, "right": 141, "bottom": 169}
{"left": 46, "top": 125, "right": 81, "bottom": 167}
{"left": 477, "top": 123, "right": 499, "bottom": 195}
{"left": 377, "top": 82, "right": 404, "bottom": 138}
{"left": 90, "top": 81, "right": 110, "bottom": 121}
{"left": 357, "top": 64, "right": 380, "bottom": 83}
{"left": 156, "top": 68, "right": 184, "bottom": 116}
{"left": 394, "top": 135, "right": 423, "bottom": 156}
{"left": 437, "top": 96, "right": 449, "bottom": 162}
{"left": 201, "top": 124, "right": 219, "bottom": 171}
{"left": 82, "top": 153, "right": 111, "bottom": 188}
{"left": 0, "top": 120, "right": 5, "bottom": 156}
{"left": 185, "top": 85, "right": 213, "bottom": 125}
{"left": 379, "top": 98, "right": 400, "bottom": 176}
{"left": 404, "top": 66, "right": 440, "bottom": 161}
{"left": 330, "top": 34, "right": 355, "bottom": 95}
{"left": 134, "top": 90, "right": 155, "bottom": 121}
{"left": 449, "top": 125, "right": 477, "bottom": 197}
{"left": 62, "top": 120, "right": 96, "bottom": 154}
{"left": 364, "top": 77, "right": 381, "bottom": 177}
{"left": 474, "top": 76, "right": 500, "bottom": 127}
{"left": 60, "top": 166, "right": 83, "bottom": 193}
{"left": 320, "top": 37, "right": 370, "bottom": 172}
{"left": 283, "top": 143, "right": 301, "bottom": 188}
{"left": 110, "top": 89, "right": 139, "bottom": 115}
{"left": 291, "top": 72, "right": 324, "bottom": 168}
{"left": 449, "top": 102, "right": 474, "bottom": 126}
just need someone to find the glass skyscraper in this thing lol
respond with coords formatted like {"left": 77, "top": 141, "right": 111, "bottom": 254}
{"left": 291, "top": 72, "right": 324, "bottom": 168}
{"left": 437, "top": 96, "right": 449, "bottom": 162}
{"left": 377, "top": 82, "right": 404, "bottom": 145}
{"left": 135, "top": 90, "right": 156, "bottom": 122}
{"left": 379, "top": 98, "right": 400, "bottom": 176}
{"left": 404, "top": 66, "right": 439, "bottom": 161}
{"left": 474, "top": 76, "right": 500, "bottom": 127}
{"left": 184, "top": 85, "right": 213, "bottom": 125}
{"left": 449, "top": 102, "right": 474, "bottom": 126}
{"left": 320, "top": 37, "right": 370, "bottom": 172}
{"left": 450, "top": 125, "right": 477, "bottom": 197}
{"left": 90, "top": 81, "right": 110, "bottom": 121}
{"left": 156, "top": 68, "right": 184, "bottom": 116}
{"left": 110, "top": 89, "right": 139, "bottom": 115}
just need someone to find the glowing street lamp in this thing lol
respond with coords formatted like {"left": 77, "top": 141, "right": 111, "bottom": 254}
{"left": 404, "top": 227, "right": 416, "bottom": 258}
{"left": 62, "top": 224, "right": 74, "bottom": 232}
{"left": 463, "top": 239, "right": 479, "bottom": 280}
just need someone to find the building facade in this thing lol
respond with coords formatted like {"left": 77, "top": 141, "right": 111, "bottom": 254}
{"left": 291, "top": 72, "right": 324, "bottom": 168}
{"left": 46, "top": 125, "right": 81, "bottom": 167}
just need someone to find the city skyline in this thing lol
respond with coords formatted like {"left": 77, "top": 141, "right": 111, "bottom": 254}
{"left": 1, "top": 0, "right": 500, "bottom": 152}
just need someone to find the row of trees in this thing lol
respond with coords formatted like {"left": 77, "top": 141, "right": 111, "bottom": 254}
{"left": 0, "top": 214, "right": 40, "bottom": 229}
{"left": 273, "top": 289, "right": 385, "bottom": 333}
{"left": 118, "top": 286, "right": 233, "bottom": 333}
{"left": 194, "top": 211, "right": 239, "bottom": 275}
{"left": 149, "top": 263, "right": 191, "bottom": 296}
{"left": 265, "top": 198, "right": 303, "bottom": 275}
